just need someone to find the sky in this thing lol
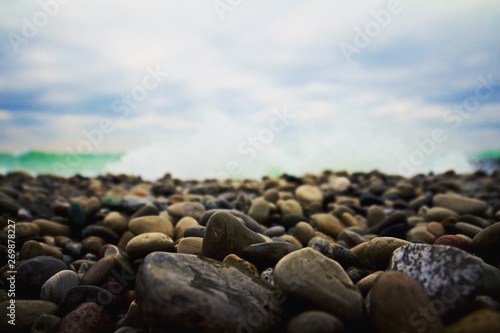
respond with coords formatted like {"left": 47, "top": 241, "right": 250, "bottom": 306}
{"left": 0, "top": 0, "right": 500, "bottom": 179}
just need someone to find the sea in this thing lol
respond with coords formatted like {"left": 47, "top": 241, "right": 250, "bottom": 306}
{"left": 1, "top": 148, "right": 499, "bottom": 181}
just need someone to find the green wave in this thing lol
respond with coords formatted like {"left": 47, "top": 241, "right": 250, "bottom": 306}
{"left": 0, "top": 150, "right": 122, "bottom": 176}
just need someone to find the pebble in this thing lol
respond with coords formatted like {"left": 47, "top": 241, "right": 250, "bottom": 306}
{"left": 102, "top": 212, "right": 129, "bottom": 234}
{"left": 280, "top": 213, "right": 307, "bottom": 228}
{"left": 454, "top": 221, "right": 483, "bottom": 238}
{"left": 370, "top": 271, "right": 445, "bottom": 333}
{"left": 278, "top": 199, "right": 304, "bottom": 216}
{"left": 310, "top": 214, "right": 345, "bottom": 238}
{"left": 356, "top": 270, "right": 384, "bottom": 297}
{"left": 40, "top": 270, "right": 80, "bottom": 304}
{"left": 336, "top": 229, "right": 367, "bottom": 248}
{"left": 82, "top": 236, "right": 106, "bottom": 255}
{"left": 33, "top": 219, "right": 71, "bottom": 237}
{"left": 291, "top": 221, "right": 315, "bottom": 246}
{"left": 175, "top": 237, "right": 203, "bottom": 255}
{"left": 5, "top": 222, "right": 40, "bottom": 238}
{"left": 427, "top": 221, "right": 446, "bottom": 238}
{"left": 423, "top": 206, "right": 459, "bottom": 222}
{"left": 308, "top": 237, "right": 362, "bottom": 269}
{"left": 200, "top": 209, "right": 264, "bottom": 233}
{"left": 260, "top": 267, "right": 274, "bottom": 285}
{"left": 56, "top": 285, "right": 117, "bottom": 318}
{"left": 435, "top": 235, "right": 471, "bottom": 252}
{"left": 19, "top": 240, "right": 63, "bottom": 260}
{"left": 295, "top": 185, "right": 323, "bottom": 204}
{"left": 248, "top": 199, "right": 271, "bottom": 224}
{"left": 125, "top": 232, "right": 175, "bottom": 259}
{"left": 183, "top": 225, "right": 205, "bottom": 238}
{"left": 274, "top": 247, "right": 364, "bottom": 324}
{"left": 166, "top": 201, "right": 205, "bottom": 221}
{"left": 263, "top": 225, "right": 286, "bottom": 238}
{"left": 31, "top": 314, "right": 61, "bottom": 333}
{"left": 287, "top": 311, "right": 346, "bottom": 333}
{"left": 16, "top": 256, "right": 68, "bottom": 299}
{"left": 366, "top": 205, "right": 387, "bottom": 228}
{"left": 0, "top": 300, "right": 57, "bottom": 333}
{"left": 80, "top": 255, "right": 117, "bottom": 286}
{"left": 365, "top": 237, "right": 411, "bottom": 270}
{"left": 128, "top": 216, "right": 174, "bottom": 238}
{"left": 56, "top": 302, "right": 114, "bottom": 333}
{"left": 433, "top": 194, "right": 488, "bottom": 215}
{"left": 202, "top": 211, "right": 266, "bottom": 261}
{"left": 173, "top": 216, "right": 199, "bottom": 240}
{"left": 223, "top": 254, "right": 259, "bottom": 277}
{"left": 135, "top": 251, "right": 284, "bottom": 333}
{"left": 406, "top": 225, "right": 436, "bottom": 243}
{"left": 445, "top": 309, "right": 500, "bottom": 333}
{"left": 240, "top": 241, "right": 298, "bottom": 269}
{"left": 389, "top": 243, "right": 484, "bottom": 315}
{"left": 471, "top": 221, "right": 500, "bottom": 266}
{"left": 330, "top": 176, "right": 351, "bottom": 193}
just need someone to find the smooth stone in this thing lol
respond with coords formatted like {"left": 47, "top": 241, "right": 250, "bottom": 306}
{"left": 471, "top": 222, "right": 500, "bottom": 266}
{"left": 339, "top": 212, "right": 358, "bottom": 228}
{"left": 240, "top": 242, "right": 298, "bottom": 269}
{"left": 370, "top": 271, "right": 444, "bottom": 333}
{"left": 346, "top": 266, "right": 370, "bottom": 283}
{"left": 68, "top": 202, "right": 86, "bottom": 233}
{"left": 33, "top": 219, "right": 71, "bottom": 237}
{"left": 135, "top": 252, "right": 284, "bottom": 333}
{"left": 295, "top": 185, "right": 323, "bottom": 204}
{"left": 474, "top": 296, "right": 500, "bottom": 312}
{"left": 278, "top": 199, "right": 304, "bottom": 215}
{"left": 263, "top": 225, "right": 286, "bottom": 238}
{"left": 275, "top": 235, "right": 300, "bottom": 249}
{"left": 336, "top": 229, "right": 366, "bottom": 248}
{"left": 19, "top": 240, "right": 63, "bottom": 260}
{"left": 0, "top": 300, "right": 57, "bottom": 333}
{"left": 102, "top": 212, "right": 129, "bottom": 234}
{"left": 424, "top": 206, "right": 459, "bottom": 222}
{"left": 130, "top": 203, "right": 159, "bottom": 219}
{"left": 183, "top": 225, "right": 205, "bottom": 238}
{"left": 360, "top": 193, "right": 384, "bottom": 206}
{"left": 350, "top": 242, "right": 372, "bottom": 268}
{"left": 389, "top": 243, "right": 484, "bottom": 315}
{"left": 223, "top": 254, "right": 259, "bottom": 277}
{"left": 55, "top": 302, "right": 113, "bottom": 333}
{"left": 166, "top": 201, "right": 205, "bottom": 221}
{"left": 445, "top": 309, "right": 500, "bottom": 333}
{"left": 176, "top": 237, "right": 203, "bottom": 255}
{"left": 477, "top": 263, "right": 500, "bottom": 302}
{"left": 81, "top": 255, "right": 117, "bottom": 286}
{"left": 379, "top": 223, "right": 408, "bottom": 239}
{"left": 248, "top": 199, "right": 271, "bottom": 224}
{"left": 455, "top": 222, "right": 483, "bottom": 238}
{"left": 174, "top": 217, "right": 199, "bottom": 240}
{"left": 31, "top": 314, "right": 61, "bottom": 333}
{"left": 292, "top": 222, "right": 315, "bottom": 246}
{"left": 435, "top": 235, "right": 471, "bottom": 252}
{"left": 280, "top": 213, "right": 307, "bottom": 228}
{"left": 125, "top": 232, "right": 175, "bottom": 259}
{"left": 287, "top": 311, "right": 346, "bottom": 333}
{"left": 274, "top": 247, "right": 364, "bottom": 324}
{"left": 82, "top": 236, "right": 106, "bottom": 255}
{"left": 16, "top": 256, "right": 68, "bottom": 299}
{"left": 308, "top": 237, "right": 362, "bottom": 269}
{"left": 356, "top": 271, "right": 384, "bottom": 297}
{"left": 434, "top": 194, "right": 488, "bottom": 215}
{"left": 427, "top": 221, "right": 446, "bottom": 238}
{"left": 202, "top": 211, "right": 266, "bottom": 261}
{"left": 330, "top": 176, "right": 351, "bottom": 193}
{"left": 4, "top": 222, "right": 40, "bottom": 238}
{"left": 366, "top": 205, "right": 387, "bottom": 228}
{"left": 406, "top": 226, "right": 436, "bottom": 243}
{"left": 40, "top": 270, "right": 80, "bottom": 304}
{"left": 365, "top": 237, "right": 411, "bottom": 270}
{"left": 263, "top": 189, "right": 280, "bottom": 203}
{"left": 82, "top": 225, "right": 119, "bottom": 244}
{"left": 128, "top": 216, "right": 174, "bottom": 238}
{"left": 56, "top": 286, "right": 117, "bottom": 318}
{"left": 367, "top": 212, "right": 407, "bottom": 234}
{"left": 310, "top": 214, "right": 345, "bottom": 238}
{"left": 200, "top": 209, "right": 264, "bottom": 233}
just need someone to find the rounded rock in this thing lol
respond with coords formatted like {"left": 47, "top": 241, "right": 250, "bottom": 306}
{"left": 287, "top": 311, "right": 346, "bottom": 333}
{"left": 125, "top": 232, "right": 175, "bottom": 259}
{"left": 128, "top": 216, "right": 174, "bottom": 238}
{"left": 40, "top": 270, "right": 80, "bottom": 304}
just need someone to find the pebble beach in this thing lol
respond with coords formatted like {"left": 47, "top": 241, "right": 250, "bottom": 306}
{"left": 1, "top": 169, "right": 500, "bottom": 333}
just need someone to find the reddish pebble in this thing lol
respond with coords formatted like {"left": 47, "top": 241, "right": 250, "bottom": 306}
{"left": 435, "top": 235, "right": 471, "bottom": 252}
{"left": 56, "top": 302, "right": 113, "bottom": 333}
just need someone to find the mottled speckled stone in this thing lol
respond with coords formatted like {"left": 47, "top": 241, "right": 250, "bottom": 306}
{"left": 389, "top": 243, "right": 484, "bottom": 315}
